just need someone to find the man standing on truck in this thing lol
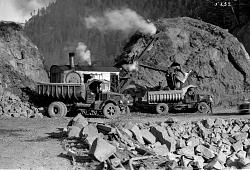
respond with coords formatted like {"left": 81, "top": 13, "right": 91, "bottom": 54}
{"left": 167, "top": 62, "right": 192, "bottom": 90}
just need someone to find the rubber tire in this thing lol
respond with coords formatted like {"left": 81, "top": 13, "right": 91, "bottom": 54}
{"left": 48, "top": 102, "right": 65, "bottom": 118}
{"left": 156, "top": 103, "right": 169, "bottom": 114}
{"left": 197, "top": 102, "right": 210, "bottom": 114}
{"left": 58, "top": 102, "right": 67, "bottom": 117}
{"left": 103, "top": 103, "right": 120, "bottom": 119}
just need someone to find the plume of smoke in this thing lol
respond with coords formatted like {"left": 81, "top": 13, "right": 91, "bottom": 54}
{"left": 122, "top": 61, "right": 139, "bottom": 72}
{"left": 76, "top": 42, "right": 91, "bottom": 66}
{"left": 0, "top": 0, "right": 54, "bottom": 23}
{"left": 85, "top": 8, "right": 156, "bottom": 35}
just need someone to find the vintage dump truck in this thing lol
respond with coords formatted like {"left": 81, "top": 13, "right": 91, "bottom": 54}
{"left": 148, "top": 86, "right": 213, "bottom": 114}
{"left": 37, "top": 80, "right": 130, "bottom": 119}
{"left": 36, "top": 53, "right": 130, "bottom": 119}
{"left": 134, "top": 85, "right": 213, "bottom": 114}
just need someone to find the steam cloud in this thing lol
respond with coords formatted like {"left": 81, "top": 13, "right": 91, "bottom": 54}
{"left": 122, "top": 61, "right": 139, "bottom": 72}
{"left": 0, "top": 0, "right": 54, "bottom": 23}
{"left": 85, "top": 8, "right": 157, "bottom": 35}
{"left": 76, "top": 42, "right": 92, "bottom": 66}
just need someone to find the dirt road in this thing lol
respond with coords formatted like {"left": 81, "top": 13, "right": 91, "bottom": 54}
{"left": 0, "top": 117, "right": 71, "bottom": 170}
{"left": 0, "top": 107, "right": 250, "bottom": 169}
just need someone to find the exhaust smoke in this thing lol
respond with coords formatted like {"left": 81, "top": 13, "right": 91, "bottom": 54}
{"left": 76, "top": 42, "right": 91, "bottom": 66}
{"left": 122, "top": 61, "right": 139, "bottom": 72}
{"left": 85, "top": 8, "right": 156, "bottom": 35}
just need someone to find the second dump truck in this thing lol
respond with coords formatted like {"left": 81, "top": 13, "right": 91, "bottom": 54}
{"left": 134, "top": 85, "right": 213, "bottom": 114}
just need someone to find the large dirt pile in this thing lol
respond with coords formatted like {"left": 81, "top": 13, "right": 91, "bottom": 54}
{"left": 0, "top": 21, "right": 49, "bottom": 118}
{"left": 235, "top": 21, "right": 250, "bottom": 62}
{"left": 116, "top": 17, "right": 250, "bottom": 106}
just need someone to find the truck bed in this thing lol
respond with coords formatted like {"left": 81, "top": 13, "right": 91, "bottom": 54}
{"left": 37, "top": 82, "right": 86, "bottom": 101}
{"left": 147, "top": 90, "right": 184, "bottom": 104}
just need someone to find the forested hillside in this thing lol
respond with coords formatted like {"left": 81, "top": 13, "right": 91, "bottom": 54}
{"left": 24, "top": 0, "right": 249, "bottom": 69}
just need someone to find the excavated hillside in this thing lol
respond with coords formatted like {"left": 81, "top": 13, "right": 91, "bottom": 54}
{"left": 235, "top": 21, "right": 250, "bottom": 60}
{"left": 116, "top": 17, "right": 250, "bottom": 107}
{"left": 0, "top": 21, "right": 49, "bottom": 118}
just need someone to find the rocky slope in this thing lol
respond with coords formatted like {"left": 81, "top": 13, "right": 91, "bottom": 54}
{"left": 235, "top": 21, "right": 250, "bottom": 62}
{"left": 116, "top": 17, "right": 250, "bottom": 106}
{"left": 0, "top": 21, "right": 49, "bottom": 118}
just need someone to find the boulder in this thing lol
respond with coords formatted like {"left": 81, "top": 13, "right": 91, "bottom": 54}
{"left": 150, "top": 125, "right": 176, "bottom": 152}
{"left": 217, "top": 151, "right": 227, "bottom": 164}
{"left": 141, "top": 129, "right": 156, "bottom": 144}
{"left": 81, "top": 124, "right": 100, "bottom": 146}
{"left": 196, "top": 145, "right": 215, "bottom": 159}
{"left": 237, "top": 150, "right": 247, "bottom": 159}
{"left": 129, "top": 125, "right": 145, "bottom": 145}
{"left": 193, "top": 156, "right": 204, "bottom": 169}
{"left": 97, "top": 124, "right": 116, "bottom": 134}
{"left": 233, "top": 141, "right": 244, "bottom": 152}
{"left": 89, "top": 137, "right": 116, "bottom": 162}
{"left": 203, "top": 118, "right": 215, "bottom": 129}
{"left": 68, "top": 126, "right": 82, "bottom": 138}
{"left": 152, "top": 144, "right": 169, "bottom": 156}
{"left": 205, "top": 160, "right": 224, "bottom": 170}
{"left": 242, "top": 124, "right": 250, "bottom": 132}
{"left": 234, "top": 132, "right": 248, "bottom": 142}
{"left": 177, "top": 146, "right": 195, "bottom": 158}
{"left": 68, "top": 114, "right": 88, "bottom": 129}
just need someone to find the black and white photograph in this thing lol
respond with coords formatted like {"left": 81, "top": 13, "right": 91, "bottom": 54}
{"left": 0, "top": 0, "right": 250, "bottom": 169}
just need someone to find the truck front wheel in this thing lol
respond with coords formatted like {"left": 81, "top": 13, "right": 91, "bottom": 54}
{"left": 197, "top": 102, "right": 210, "bottom": 114}
{"left": 156, "top": 103, "right": 169, "bottom": 114}
{"left": 48, "top": 102, "right": 66, "bottom": 118}
{"left": 103, "top": 103, "right": 120, "bottom": 119}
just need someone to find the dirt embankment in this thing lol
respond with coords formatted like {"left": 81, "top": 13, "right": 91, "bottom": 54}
{"left": 116, "top": 17, "right": 250, "bottom": 107}
{"left": 0, "top": 21, "right": 49, "bottom": 118}
{"left": 235, "top": 21, "right": 250, "bottom": 65}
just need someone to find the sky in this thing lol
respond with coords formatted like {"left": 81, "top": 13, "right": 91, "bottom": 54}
{"left": 0, "top": 0, "right": 54, "bottom": 23}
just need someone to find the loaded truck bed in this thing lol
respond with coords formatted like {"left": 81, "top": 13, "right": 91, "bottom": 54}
{"left": 147, "top": 90, "right": 184, "bottom": 104}
{"left": 37, "top": 82, "right": 86, "bottom": 101}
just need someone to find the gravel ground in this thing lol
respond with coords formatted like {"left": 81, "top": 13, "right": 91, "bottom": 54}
{"left": 0, "top": 107, "right": 249, "bottom": 169}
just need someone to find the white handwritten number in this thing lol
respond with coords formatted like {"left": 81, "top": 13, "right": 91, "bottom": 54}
{"left": 214, "top": 1, "right": 231, "bottom": 7}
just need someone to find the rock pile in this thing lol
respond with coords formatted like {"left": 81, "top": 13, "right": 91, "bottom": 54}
{"left": 0, "top": 91, "right": 42, "bottom": 118}
{"left": 64, "top": 115, "right": 250, "bottom": 169}
{"left": 0, "top": 21, "right": 49, "bottom": 118}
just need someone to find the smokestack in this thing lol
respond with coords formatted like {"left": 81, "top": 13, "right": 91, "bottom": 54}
{"left": 69, "top": 52, "right": 75, "bottom": 69}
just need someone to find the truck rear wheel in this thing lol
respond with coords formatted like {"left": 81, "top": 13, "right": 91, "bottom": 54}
{"left": 197, "top": 102, "right": 210, "bottom": 114}
{"left": 103, "top": 103, "right": 120, "bottom": 119}
{"left": 58, "top": 102, "right": 67, "bottom": 117}
{"left": 156, "top": 103, "right": 169, "bottom": 114}
{"left": 48, "top": 102, "right": 65, "bottom": 118}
